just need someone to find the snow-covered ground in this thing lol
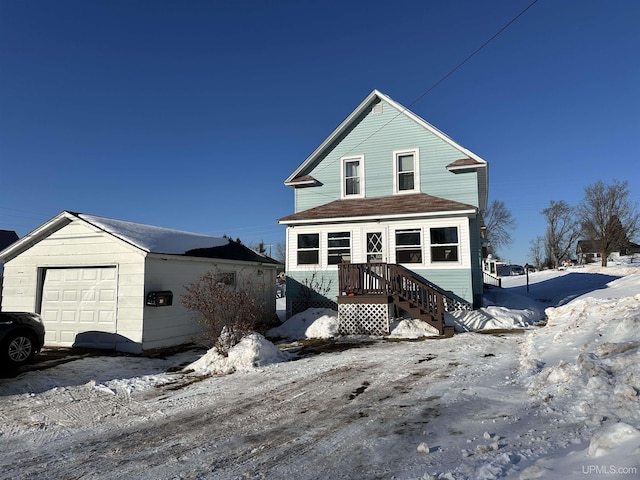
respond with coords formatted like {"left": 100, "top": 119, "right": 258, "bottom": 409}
{"left": 1, "top": 263, "right": 639, "bottom": 479}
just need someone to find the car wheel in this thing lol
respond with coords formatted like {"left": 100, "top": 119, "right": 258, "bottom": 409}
{"left": 3, "top": 331, "right": 36, "bottom": 367}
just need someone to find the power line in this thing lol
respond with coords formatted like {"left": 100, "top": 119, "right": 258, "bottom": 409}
{"left": 311, "top": 0, "right": 540, "bottom": 177}
{"left": 407, "top": 0, "right": 540, "bottom": 110}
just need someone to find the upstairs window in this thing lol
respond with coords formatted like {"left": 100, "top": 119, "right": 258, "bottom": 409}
{"left": 342, "top": 155, "right": 364, "bottom": 198}
{"left": 395, "top": 229, "right": 422, "bottom": 263}
{"left": 297, "top": 233, "right": 319, "bottom": 265}
{"left": 430, "top": 227, "right": 459, "bottom": 262}
{"left": 327, "top": 232, "right": 351, "bottom": 265}
{"left": 393, "top": 149, "right": 419, "bottom": 193}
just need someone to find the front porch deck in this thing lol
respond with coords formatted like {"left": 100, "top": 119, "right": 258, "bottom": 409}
{"left": 337, "top": 263, "right": 460, "bottom": 337}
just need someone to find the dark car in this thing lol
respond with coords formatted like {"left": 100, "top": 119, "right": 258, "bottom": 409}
{"left": 0, "top": 312, "right": 46, "bottom": 367}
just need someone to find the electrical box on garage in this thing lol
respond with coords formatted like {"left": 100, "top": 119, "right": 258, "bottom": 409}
{"left": 146, "top": 290, "right": 173, "bottom": 307}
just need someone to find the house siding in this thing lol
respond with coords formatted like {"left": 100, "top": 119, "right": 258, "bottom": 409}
{"left": 143, "top": 256, "right": 277, "bottom": 350}
{"left": 0, "top": 221, "right": 145, "bottom": 347}
{"left": 283, "top": 90, "right": 489, "bottom": 320}
{"left": 294, "top": 99, "right": 480, "bottom": 213}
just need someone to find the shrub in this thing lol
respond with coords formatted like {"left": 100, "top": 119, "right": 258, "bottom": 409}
{"left": 182, "top": 269, "right": 267, "bottom": 356}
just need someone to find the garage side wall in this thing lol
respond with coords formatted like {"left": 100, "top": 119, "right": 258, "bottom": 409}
{"left": 0, "top": 221, "right": 145, "bottom": 350}
{"left": 143, "top": 256, "right": 277, "bottom": 351}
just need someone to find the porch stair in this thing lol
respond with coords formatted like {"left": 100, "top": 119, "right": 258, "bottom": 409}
{"left": 338, "top": 263, "right": 466, "bottom": 337}
{"left": 392, "top": 297, "right": 454, "bottom": 337}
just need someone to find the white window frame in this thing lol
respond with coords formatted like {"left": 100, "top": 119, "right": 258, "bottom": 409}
{"left": 395, "top": 228, "right": 423, "bottom": 264}
{"left": 297, "top": 233, "right": 320, "bottom": 265}
{"left": 393, "top": 148, "right": 420, "bottom": 194}
{"left": 341, "top": 155, "right": 365, "bottom": 199}
{"left": 429, "top": 226, "right": 460, "bottom": 264}
{"left": 327, "top": 231, "right": 351, "bottom": 265}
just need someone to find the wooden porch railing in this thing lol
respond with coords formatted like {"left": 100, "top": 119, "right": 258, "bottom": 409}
{"left": 338, "top": 263, "right": 465, "bottom": 335}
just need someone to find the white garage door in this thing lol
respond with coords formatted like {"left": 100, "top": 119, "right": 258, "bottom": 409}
{"left": 41, "top": 267, "right": 117, "bottom": 347}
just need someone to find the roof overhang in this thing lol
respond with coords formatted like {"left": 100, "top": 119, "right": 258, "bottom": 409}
{"left": 278, "top": 208, "right": 478, "bottom": 226}
{"left": 446, "top": 158, "right": 486, "bottom": 172}
{"left": 0, "top": 211, "right": 75, "bottom": 262}
{"left": 284, "top": 175, "right": 322, "bottom": 187}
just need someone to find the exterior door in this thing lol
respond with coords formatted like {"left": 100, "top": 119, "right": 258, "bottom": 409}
{"left": 364, "top": 230, "right": 386, "bottom": 263}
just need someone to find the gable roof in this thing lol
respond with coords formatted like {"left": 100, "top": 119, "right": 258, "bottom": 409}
{"left": 77, "top": 213, "right": 229, "bottom": 254}
{"left": 278, "top": 193, "right": 477, "bottom": 225}
{"left": 284, "top": 89, "right": 488, "bottom": 186}
{"left": 0, "top": 211, "right": 278, "bottom": 264}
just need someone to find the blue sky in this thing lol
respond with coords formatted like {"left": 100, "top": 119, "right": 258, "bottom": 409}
{"left": 1, "top": 0, "right": 639, "bottom": 264}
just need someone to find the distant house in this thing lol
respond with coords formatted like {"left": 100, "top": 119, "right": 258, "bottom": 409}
{"left": 576, "top": 240, "right": 601, "bottom": 265}
{"left": 577, "top": 239, "right": 640, "bottom": 264}
{"left": 0, "top": 230, "right": 19, "bottom": 302}
{"left": 0, "top": 211, "right": 278, "bottom": 353}
{"left": 0, "top": 230, "right": 18, "bottom": 251}
{"left": 278, "top": 89, "right": 488, "bottom": 335}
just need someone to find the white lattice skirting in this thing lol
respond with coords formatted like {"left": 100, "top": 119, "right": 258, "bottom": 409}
{"left": 338, "top": 303, "right": 391, "bottom": 336}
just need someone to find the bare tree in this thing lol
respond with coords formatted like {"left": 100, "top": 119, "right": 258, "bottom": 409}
{"left": 529, "top": 236, "right": 545, "bottom": 271}
{"left": 483, "top": 200, "right": 516, "bottom": 256}
{"left": 577, "top": 179, "right": 640, "bottom": 267}
{"left": 275, "top": 241, "right": 286, "bottom": 265}
{"left": 542, "top": 200, "right": 580, "bottom": 269}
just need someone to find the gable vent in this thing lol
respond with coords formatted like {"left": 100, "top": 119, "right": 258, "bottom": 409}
{"left": 372, "top": 102, "right": 383, "bottom": 114}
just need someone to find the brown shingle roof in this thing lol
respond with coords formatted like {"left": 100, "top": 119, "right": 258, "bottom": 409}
{"left": 278, "top": 193, "right": 476, "bottom": 223}
{"left": 447, "top": 158, "right": 484, "bottom": 169}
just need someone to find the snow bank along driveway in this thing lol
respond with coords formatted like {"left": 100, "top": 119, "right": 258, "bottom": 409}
{"left": 0, "top": 266, "right": 639, "bottom": 479}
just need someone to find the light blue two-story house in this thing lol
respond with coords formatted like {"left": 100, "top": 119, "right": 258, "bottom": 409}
{"left": 278, "top": 90, "right": 488, "bottom": 336}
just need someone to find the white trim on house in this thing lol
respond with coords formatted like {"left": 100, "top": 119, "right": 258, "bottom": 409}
{"left": 286, "top": 218, "right": 471, "bottom": 272}
{"left": 393, "top": 148, "right": 420, "bottom": 194}
{"left": 279, "top": 208, "right": 478, "bottom": 226}
{"left": 341, "top": 155, "right": 365, "bottom": 199}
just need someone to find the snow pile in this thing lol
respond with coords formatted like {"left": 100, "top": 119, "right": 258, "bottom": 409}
{"left": 267, "top": 308, "right": 339, "bottom": 340}
{"left": 517, "top": 275, "right": 640, "bottom": 478}
{"left": 187, "top": 333, "right": 290, "bottom": 375}
{"left": 521, "top": 291, "right": 640, "bottom": 425}
{"left": 387, "top": 317, "right": 439, "bottom": 337}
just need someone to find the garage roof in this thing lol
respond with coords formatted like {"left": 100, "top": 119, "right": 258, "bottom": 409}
{"left": 0, "top": 211, "right": 279, "bottom": 265}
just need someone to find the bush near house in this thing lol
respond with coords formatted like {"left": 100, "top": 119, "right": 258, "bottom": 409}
{"left": 182, "top": 270, "right": 268, "bottom": 356}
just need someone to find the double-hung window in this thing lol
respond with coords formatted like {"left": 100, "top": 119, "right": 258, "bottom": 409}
{"left": 430, "top": 227, "right": 459, "bottom": 262}
{"left": 342, "top": 155, "right": 364, "bottom": 198}
{"left": 393, "top": 149, "right": 419, "bottom": 193}
{"left": 297, "top": 233, "right": 319, "bottom": 265}
{"left": 327, "top": 232, "right": 351, "bottom": 265}
{"left": 395, "top": 229, "right": 422, "bottom": 263}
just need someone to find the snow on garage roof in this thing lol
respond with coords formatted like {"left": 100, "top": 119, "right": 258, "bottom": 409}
{"left": 0, "top": 211, "right": 279, "bottom": 265}
{"left": 78, "top": 213, "right": 230, "bottom": 254}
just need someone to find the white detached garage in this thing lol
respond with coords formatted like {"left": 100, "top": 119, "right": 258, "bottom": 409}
{"left": 0, "top": 211, "right": 278, "bottom": 353}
